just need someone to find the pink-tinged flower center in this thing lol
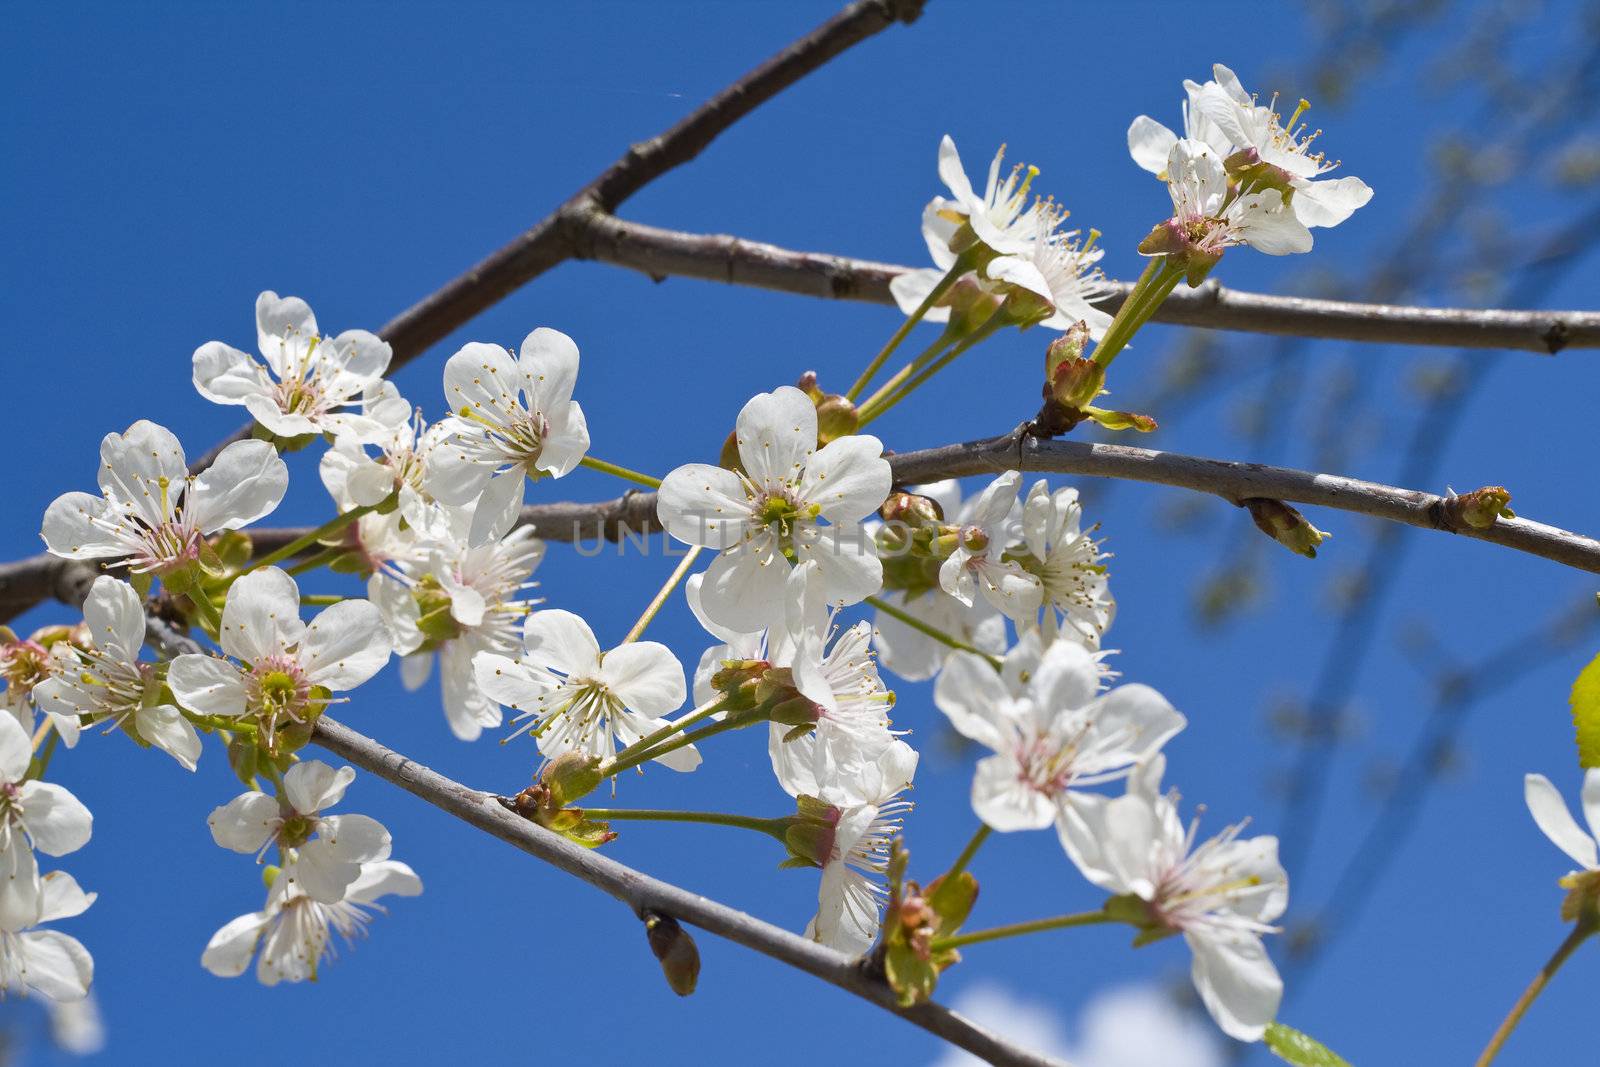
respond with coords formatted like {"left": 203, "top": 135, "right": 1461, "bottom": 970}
{"left": 250, "top": 656, "right": 314, "bottom": 725}
{"left": 133, "top": 517, "right": 206, "bottom": 575}
{"left": 1013, "top": 733, "right": 1077, "bottom": 797}
{"left": 0, "top": 639, "right": 50, "bottom": 694}
{"left": 273, "top": 377, "right": 331, "bottom": 418}
{"left": 1146, "top": 817, "right": 1280, "bottom": 936}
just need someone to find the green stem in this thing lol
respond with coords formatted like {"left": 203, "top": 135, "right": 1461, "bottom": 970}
{"left": 600, "top": 696, "right": 728, "bottom": 773}
{"left": 27, "top": 731, "right": 60, "bottom": 782}
{"left": 1474, "top": 917, "right": 1597, "bottom": 1067}
{"left": 943, "top": 824, "right": 992, "bottom": 882}
{"left": 855, "top": 330, "right": 958, "bottom": 417}
{"left": 246, "top": 502, "right": 382, "bottom": 575}
{"left": 580, "top": 455, "right": 662, "bottom": 490}
{"left": 932, "top": 909, "right": 1115, "bottom": 952}
{"left": 187, "top": 589, "right": 223, "bottom": 636}
{"left": 623, "top": 546, "right": 703, "bottom": 644}
{"left": 604, "top": 715, "right": 746, "bottom": 779}
{"left": 846, "top": 254, "right": 972, "bottom": 401}
{"left": 299, "top": 594, "right": 346, "bottom": 607}
{"left": 583, "top": 808, "right": 790, "bottom": 842}
{"left": 864, "top": 595, "right": 1000, "bottom": 668}
{"left": 284, "top": 545, "right": 350, "bottom": 577}
{"left": 1090, "top": 260, "right": 1184, "bottom": 370}
{"left": 859, "top": 315, "right": 1005, "bottom": 426}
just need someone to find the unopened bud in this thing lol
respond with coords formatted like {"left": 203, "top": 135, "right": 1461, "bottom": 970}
{"left": 880, "top": 492, "right": 943, "bottom": 528}
{"left": 1049, "top": 356, "right": 1105, "bottom": 411}
{"left": 815, "top": 394, "right": 859, "bottom": 444}
{"left": 643, "top": 912, "right": 700, "bottom": 996}
{"left": 710, "top": 659, "right": 771, "bottom": 711}
{"left": 958, "top": 525, "right": 989, "bottom": 553}
{"left": 795, "top": 370, "right": 820, "bottom": 398}
{"left": 1137, "top": 222, "right": 1223, "bottom": 286}
{"left": 1445, "top": 485, "right": 1513, "bottom": 530}
{"left": 1045, "top": 321, "right": 1092, "bottom": 380}
{"left": 542, "top": 752, "right": 603, "bottom": 807}
{"left": 1245, "top": 498, "right": 1331, "bottom": 559}
{"left": 999, "top": 285, "right": 1053, "bottom": 329}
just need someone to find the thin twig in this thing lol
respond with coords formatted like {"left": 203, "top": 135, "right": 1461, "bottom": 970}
{"left": 572, "top": 214, "right": 1600, "bottom": 353}
{"left": 187, "top": 0, "right": 928, "bottom": 472}
{"left": 310, "top": 716, "right": 1069, "bottom": 1067}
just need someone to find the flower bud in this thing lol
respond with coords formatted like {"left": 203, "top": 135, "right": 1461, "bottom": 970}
{"left": 815, "top": 394, "right": 859, "bottom": 444}
{"left": 958, "top": 525, "right": 989, "bottom": 553}
{"left": 795, "top": 370, "right": 821, "bottom": 399}
{"left": 1049, "top": 358, "right": 1105, "bottom": 412}
{"left": 1245, "top": 498, "right": 1332, "bottom": 559}
{"left": 1045, "top": 321, "right": 1092, "bottom": 381}
{"left": 999, "top": 285, "right": 1053, "bottom": 330}
{"left": 643, "top": 912, "right": 700, "bottom": 997}
{"left": 709, "top": 659, "right": 771, "bottom": 712}
{"left": 542, "top": 752, "right": 603, "bottom": 807}
{"left": 1138, "top": 221, "right": 1223, "bottom": 286}
{"left": 1445, "top": 485, "right": 1513, "bottom": 530}
{"left": 880, "top": 492, "right": 943, "bottom": 528}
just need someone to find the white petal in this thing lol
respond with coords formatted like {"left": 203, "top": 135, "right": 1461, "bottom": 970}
{"left": 936, "top": 134, "right": 976, "bottom": 205}
{"left": 735, "top": 387, "right": 816, "bottom": 488}
{"left": 1583, "top": 768, "right": 1600, "bottom": 844}
{"left": 599, "top": 642, "right": 685, "bottom": 717}
{"left": 1233, "top": 191, "right": 1313, "bottom": 255}
{"left": 167, "top": 655, "right": 249, "bottom": 718}
{"left": 283, "top": 760, "right": 356, "bottom": 814}
{"left": 399, "top": 651, "right": 434, "bottom": 690}
{"left": 518, "top": 327, "right": 580, "bottom": 416}
{"left": 96, "top": 421, "right": 186, "bottom": 523}
{"left": 443, "top": 341, "right": 522, "bottom": 424}
{"left": 218, "top": 567, "right": 305, "bottom": 663}
{"left": 1525, "top": 773, "right": 1598, "bottom": 869}
{"left": 657, "top": 464, "right": 754, "bottom": 550}
{"left": 37, "top": 870, "right": 96, "bottom": 922}
{"left": 697, "top": 538, "right": 790, "bottom": 634}
{"left": 799, "top": 436, "right": 892, "bottom": 524}
{"left": 188, "top": 440, "right": 289, "bottom": 532}
{"left": 534, "top": 400, "right": 589, "bottom": 478}
{"left": 255, "top": 290, "right": 318, "bottom": 364}
{"left": 16, "top": 930, "right": 94, "bottom": 1001}
{"left": 40, "top": 492, "right": 128, "bottom": 560}
{"left": 346, "top": 859, "right": 423, "bottom": 904}
{"left": 0, "top": 836, "right": 41, "bottom": 932}
{"left": 1187, "top": 931, "right": 1283, "bottom": 1043}
{"left": 82, "top": 576, "right": 147, "bottom": 660}
{"left": 972, "top": 754, "right": 1055, "bottom": 831}
{"left": 192, "top": 341, "right": 269, "bottom": 404}
{"left": 17, "top": 781, "right": 92, "bottom": 856}
{"left": 1293, "top": 175, "right": 1373, "bottom": 228}
{"left": 134, "top": 703, "right": 201, "bottom": 771}
{"left": 440, "top": 639, "right": 499, "bottom": 740}
{"left": 299, "top": 600, "right": 391, "bottom": 690}
{"left": 932, "top": 652, "right": 1010, "bottom": 750}
{"left": 976, "top": 559, "right": 1043, "bottom": 622}
{"left": 1029, "top": 640, "right": 1101, "bottom": 715}
{"left": 1055, "top": 793, "right": 1127, "bottom": 895}
{"left": 793, "top": 525, "right": 881, "bottom": 609}
{"left": 1081, "top": 683, "right": 1186, "bottom": 768}
{"left": 1128, "top": 115, "right": 1179, "bottom": 174}
{"left": 201, "top": 911, "right": 269, "bottom": 978}
{"left": 521, "top": 609, "right": 602, "bottom": 677}
{"left": 467, "top": 468, "right": 525, "bottom": 547}
{"left": 0, "top": 713, "right": 35, "bottom": 783}
{"left": 207, "top": 791, "right": 279, "bottom": 853}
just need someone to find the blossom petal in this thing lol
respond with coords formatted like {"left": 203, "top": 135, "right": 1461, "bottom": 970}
{"left": 167, "top": 655, "right": 248, "bottom": 718}
{"left": 518, "top": 327, "right": 581, "bottom": 417}
{"left": 97, "top": 421, "right": 186, "bottom": 522}
{"left": 219, "top": 567, "right": 306, "bottom": 663}
{"left": 399, "top": 651, "right": 433, "bottom": 691}
{"left": 40, "top": 492, "right": 128, "bottom": 560}
{"left": 0, "top": 836, "right": 41, "bottom": 932}
{"left": 972, "top": 754, "right": 1055, "bottom": 831}
{"left": 193, "top": 340, "right": 270, "bottom": 406}
{"left": 1082, "top": 683, "right": 1186, "bottom": 767}
{"left": 1583, "top": 768, "right": 1600, "bottom": 844}
{"left": 284, "top": 760, "right": 356, "bottom": 814}
{"left": 735, "top": 387, "right": 816, "bottom": 488}
{"left": 82, "top": 576, "right": 146, "bottom": 661}
{"left": 188, "top": 440, "right": 289, "bottom": 533}
{"left": 346, "top": 859, "right": 423, "bottom": 905}
{"left": 1525, "top": 773, "right": 1598, "bottom": 869}
{"left": 300, "top": 600, "right": 391, "bottom": 690}
{"left": 794, "top": 524, "right": 881, "bottom": 610}
{"left": 37, "top": 870, "right": 96, "bottom": 923}
{"left": 466, "top": 467, "right": 526, "bottom": 547}
{"left": 255, "top": 290, "right": 318, "bottom": 365}
{"left": 16, "top": 930, "right": 94, "bottom": 1001}
{"left": 799, "top": 436, "right": 892, "bottom": 524}
{"left": 443, "top": 341, "right": 522, "bottom": 425}
{"left": 1128, "top": 115, "right": 1179, "bottom": 175}
{"left": 1187, "top": 931, "right": 1283, "bottom": 1043}
{"left": 932, "top": 652, "right": 1010, "bottom": 750}
{"left": 657, "top": 463, "right": 752, "bottom": 550}
{"left": 1233, "top": 191, "right": 1313, "bottom": 255}
{"left": 936, "top": 134, "right": 976, "bottom": 205}
{"left": 0, "top": 706, "right": 36, "bottom": 783}
{"left": 535, "top": 400, "right": 589, "bottom": 478}
{"left": 522, "top": 609, "right": 602, "bottom": 677}
{"left": 599, "top": 641, "right": 685, "bottom": 717}
{"left": 440, "top": 639, "right": 499, "bottom": 741}
{"left": 473, "top": 653, "right": 552, "bottom": 712}
{"left": 201, "top": 911, "right": 269, "bottom": 977}
{"left": 208, "top": 791, "right": 279, "bottom": 853}
{"left": 1030, "top": 640, "right": 1102, "bottom": 716}
{"left": 1294, "top": 175, "right": 1373, "bottom": 228}
{"left": 698, "top": 537, "right": 790, "bottom": 634}
{"left": 18, "top": 782, "right": 93, "bottom": 856}
{"left": 131, "top": 702, "right": 199, "bottom": 768}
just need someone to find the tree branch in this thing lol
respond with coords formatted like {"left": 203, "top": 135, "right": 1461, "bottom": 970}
{"left": 572, "top": 214, "right": 1600, "bottom": 354}
{"left": 189, "top": 0, "right": 926, "bottom": 473}
{"left": 309, "top": 716, "right": 1066, "bottom": 1067}
{"left": 9, "top": 430, "right": 1599, "bottom": 622}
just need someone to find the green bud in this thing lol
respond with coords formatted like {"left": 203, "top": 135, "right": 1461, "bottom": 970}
{"left": 210, "top": 529, "right": 255, "bottom": 573}
{"left": 815, "top": 394, "right": 860, "bottom": 444}
{"left": 543, "top": 752, "right": 603, "bottom": 807}
{"left": 880, "top": 491, "right": 943, "bottom": 528}
{"left": 1446, "top": 485, "right": 1514, "bottom": 530}
{"left": 1245, "top": 498, "right": 1331, "bottom": 559}
{"left": 643, "top": 912, "right": 700, "bottom": 997}
{"left": 1045, "top": 320, "right": 1092, "bottom": 379}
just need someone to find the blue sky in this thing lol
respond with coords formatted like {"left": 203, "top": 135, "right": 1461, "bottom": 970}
{"left": 5, "top": 2, "right": 1598, "bottom": 1064}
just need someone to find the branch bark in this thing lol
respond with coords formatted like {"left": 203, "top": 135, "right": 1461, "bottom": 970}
{"left": 8, "top": 430, "right": 1599, "bottom": 623}
{"left": 573, "top": 214, "right": 1600, "bottom": 354}
{"left": 189, "top": 0, "right": 926, "bottom": 472}
{"left": 307, "top": 716, "right": 1066, "bottom": 1067}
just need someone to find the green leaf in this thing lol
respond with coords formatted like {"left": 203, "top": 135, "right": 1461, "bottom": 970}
{"left": 1264, "top": 1022, "right": 1352, "bottom": 1067}
{"left": 1571, "top": 650, "right": 1600, "bottom": 768}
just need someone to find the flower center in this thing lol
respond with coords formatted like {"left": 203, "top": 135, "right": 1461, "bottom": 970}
{"left": 250, "top": 658, "right": 313, "bottom": 722}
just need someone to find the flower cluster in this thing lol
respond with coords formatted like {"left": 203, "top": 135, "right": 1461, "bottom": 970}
{"left": 6, "top": 56, "right": 1376, "bottom": 1052}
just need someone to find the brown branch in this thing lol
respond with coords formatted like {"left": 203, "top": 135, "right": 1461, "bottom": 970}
{"left": 573, "top": 215, "right": 1600, "bottom": 354}
{"left": 9, "top": 432, "right": 1599, "bottom": 622}
{"left": 189, "top": 0, "right": 927, "bottom": 472}
{"left": 307, "top": 717, "right": 1065, "bottom": 1067}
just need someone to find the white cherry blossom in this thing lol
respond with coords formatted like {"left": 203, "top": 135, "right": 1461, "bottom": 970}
{"left": 779, "top": 736, "right": 918, "bottom": 955}
{"left": 985, "top": 200, "right": 1115, "bottom": 336}
{"left": 369, "top": 527, "right": 544, "bottom": 741}
{"left": 939, "top": 471, "right": 1042, "bottom": 623}
{"left": 1155, "top": 139, "right": 1311, "bottom": 259}
{"left": 209, "top": 760, "right": 392, "bottom": 904}
{"left": 167, "top": 568, "right": 391, "bottom": 745}
{"left": 932, "top": 135, "right": 1043, "bottom": 259}
{"left": 41, "top": 421, "right": 287, "bottom": 575}
{"left": 425, "top": 329, "right": 590, "bottom": 545}
{"left": 934, "top": 638, "right": 1181, "bottom": 832}
{"left": 1018, "top": 479, "right": 1114, "bottom": 645}
{"left": 1058, "top": 757, "right": 1287, "bottom": 1042}
{"left": 474, "top": 609, "right": 695, "bottom": 769}
{"left": 320, "top": 383, "right": 464, "bottom": 545}
{"left": 32, "top": 576, "right": 200, "bottom": 768}
{"left": 201, "top": 859, "right": 421, "bottom": 986}
{"left": 1128, "top": 71, "right": 1239, "bottom": 177}
{"left": 192, "top": 291, "right": 393, "bottom": 441}
{"left": 0, "top": 870, "right": 96, "bottom": 1002}
{"left": 0, "top": 714, "right": 93, "bottom": 933}
{"left": 658, "top": 386, "right": 891, "bottom": 633}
